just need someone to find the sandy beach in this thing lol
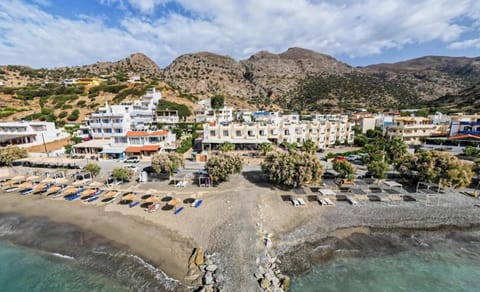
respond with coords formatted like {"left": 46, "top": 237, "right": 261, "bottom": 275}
{"left": 1, "top": 168, "right": 480, "bottom": 291}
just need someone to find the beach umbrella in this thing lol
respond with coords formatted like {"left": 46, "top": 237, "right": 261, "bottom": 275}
{"left": 42, "top": 177, "right": 54, "bottom": 183}
{"left": 122, "top": 193, "right": 136, "bottom": 201}
{"left": 56, "top": 178, "right": 69, "bottom": 184}
{"left": 167, "top": 198, "right": 182, "bottom": 209}
{"left": 104, "top": 191, "right": 118, "bottom": 198}
{"left": 11, "top": 175, "right": 26, "bottom": 181}
{"left": 27, "top": 175, "right": 40, "bottom": 181}
{"left": 145, "top": 196, "right": 160, "bottom": 203}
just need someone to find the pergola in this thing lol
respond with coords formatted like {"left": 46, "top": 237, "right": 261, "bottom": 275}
{"left": 198, "top": 175, "right": 213, "bottom": 187}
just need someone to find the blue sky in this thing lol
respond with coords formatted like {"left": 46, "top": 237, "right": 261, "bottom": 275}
{"left": 1, "top": 0, "right": 479, "bottom": 68}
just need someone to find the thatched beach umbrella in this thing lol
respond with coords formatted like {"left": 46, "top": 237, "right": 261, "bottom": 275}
{"left": 145, "top": 196, "right": 160, "bottom": 203}
{"left": 122, "top": 193, "right": 136, "bottom": 201}
{"left": 103, "top": 191, "right": 118, "bottom": 198}
{"left": 27, "top": 175, "right": 40, "bottom": 181}
{"left": 10, "top": 175, "right": 26, "bottom": 181}
{"left": 167, "top": 198, "right": 182, "bottom": 211}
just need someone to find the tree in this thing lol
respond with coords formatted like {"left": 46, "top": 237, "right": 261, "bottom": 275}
{"left": 210, "top": 95, "right": 225, "bottom": 110}
{"left": 354, "top": 135, "right": 368, "bottom": 147}
{"left": 218, "top": 142, "right": 235, "bottom": 152}
{"left": 0, "top": 146, "right": 28, "bottom": 166}
{"left": 302, "top": 139, "right": 317, "bottom": 153}
{"left": 385, "top": 137, "right": 408, "bottom": 162}
{"left": 281, "top": 141, "right": 297, "bottom": 152}
{"left": 258, "top": 142, "right": 273, "bottom": 155}
{"left": 151, "top": 153, "right": 185, "bottom": 176}
{"left": 333, "top": 160, "right": 356, "bottom": 180}
{"left": 112, "top": 167, "right": 134, "bottom": 182}
{"left": 84, "top": 163, "right": 101, "bottom": 176}
{"left": 367, "top": 160, "right": 389, "bottom": 179}
{"left": 396, "top": 150, "right": 473, "bottom": 188}
{"left": 463, "top": 146, "right": 479, "bottom": 157}
{"left": 67, "top": 109, "right": 80, "bottom": 121}
{"left": 261, "top": 151, "right": 324, "bottom": 187}
{"left": 205, "top": 155, "right": 243, "bottom": 183}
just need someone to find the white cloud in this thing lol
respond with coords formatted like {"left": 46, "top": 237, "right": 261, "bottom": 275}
{"left": 448, "top": 38, "right": 480, "bottom": 49}
{"left": 0, "top": 0, "right": 479, "bottom": 68}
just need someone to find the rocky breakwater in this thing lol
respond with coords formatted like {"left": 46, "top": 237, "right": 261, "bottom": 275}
{"left": 186, "top": 247, "right": 222, "bottom": 292}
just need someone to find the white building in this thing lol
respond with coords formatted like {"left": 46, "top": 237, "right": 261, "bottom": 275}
{"left": 88, "top": 88, "right": 161, "bottom": 138}
{"left": 202, "top": 114, "right": 354, "bottom": 151}
{"left": 385, "top": 117, "right": 437, "bottom": 144}
{"left": 0, "top": 121, "right": 67, "bottom": 147}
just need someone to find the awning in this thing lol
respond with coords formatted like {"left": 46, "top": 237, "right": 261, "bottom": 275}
{"left": 142, "top": 145, "right": 160, "bottom": 151}
{"left": 448, "top": 134, "right": 480, "bottom": 140}
{"left": 125, "top": 146, "right": 142, "bottom": 153}
{"left": 101, "top": 148, "right": 125, "bottom": 154}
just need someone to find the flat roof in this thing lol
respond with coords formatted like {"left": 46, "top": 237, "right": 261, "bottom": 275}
{"left": 73, "top": 139, "right": 111, "bottom": 148}
{"left": 202, "top": 138, "right": 270, "bottom": 144}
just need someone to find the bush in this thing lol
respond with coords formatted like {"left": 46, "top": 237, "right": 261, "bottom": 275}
{"left": 67, "top": 109, "right": 80, "bottom": 121}
{"left": 261, "top": 151, "right": 323, "bottom": 187}
{"left": 0, "top": 146, "right": 28, "bottom": 165}
{"left": 157, "top": 100, "right": 191, "bottom": 118}
{"left": 151, "top": 153, "right": 185, "bottom": 176}
{"left": 58, "top": 111, "right": 68, "bottom": 119}
{"left": 177, "top": 137, "right": 193, "bottom": 154}
{"left": 84, "top": 163, "right": 101, "bottom": 176}
{"left": 112, "top": 167, "right": 134, "bottom": 182}
{"left": 205, "top": 154, "right": 244, "bottom": 183}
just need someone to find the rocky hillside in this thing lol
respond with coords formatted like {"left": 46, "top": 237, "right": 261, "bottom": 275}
{"left": 433, "top": 81, "right": 480, "bottom": 112}
{"left": 364, "top": 56, "right": 480, "bottom": 100}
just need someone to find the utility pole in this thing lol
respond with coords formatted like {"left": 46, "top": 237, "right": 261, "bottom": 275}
{"left": 41, "top": 133, "right": 49, "bottom": 157}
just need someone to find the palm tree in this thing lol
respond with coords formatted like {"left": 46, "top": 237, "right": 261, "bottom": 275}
{"left": 302, "top": 139, "right": 317, "bottom": 154}
{"left": 258, "top": 142, "right": 273, "bottom": 155}
{"left": 386, "top": 137, "right": 408, "bottom": 162}
{"left": 218, "top": 142, "right": 235, "bottom": 152}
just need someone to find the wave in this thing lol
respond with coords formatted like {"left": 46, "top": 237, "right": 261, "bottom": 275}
{"left": 50, "top": 252, "right": 75, "bottom": 260}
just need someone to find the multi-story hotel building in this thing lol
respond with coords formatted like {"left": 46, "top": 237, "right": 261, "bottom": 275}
{"left": 0, "top": 121, "right": 67, "bottom": 147}
{"left": 385, "top": 117, "right": 437, "bottom": 144}
{"left": 88, "top": 88, "right": 160, "bottom": 139}
{"left": 202, "top": 114, "right": 355, "bottom": 151}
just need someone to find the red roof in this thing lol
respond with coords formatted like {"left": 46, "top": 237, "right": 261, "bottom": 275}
{"left": 125, "top": 146, "right": 142, "bottom": 153}
{"left": 150, "top": 130, "right": 169, "bottom": 136}
{"left": 448, "top": 134, "right": 480, "bottom": 140}
{"left": 126, "top": 131, "right": 148, "bottom": 137}
{"left": 142, "top": 145, "right": 160, "bottom": 151}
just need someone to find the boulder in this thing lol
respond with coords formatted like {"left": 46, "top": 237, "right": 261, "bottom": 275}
{"left": 260, "top": 278, "right": 271, "bottom": 290}
{"left": 206, "top": 264, "right": 218, "bottom": 272}
{"left": 203, "top": 272, "right": 214, "bottom": 285}
{"left": 195, "top": 247, "right": 205, "bottom": 266}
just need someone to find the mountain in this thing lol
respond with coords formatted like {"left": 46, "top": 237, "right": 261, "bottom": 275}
{"left": 433, "top": 81, "right": 480, "bottom": 112}
{"left": 364, "top": 56, "right": 480, "bottom": 100}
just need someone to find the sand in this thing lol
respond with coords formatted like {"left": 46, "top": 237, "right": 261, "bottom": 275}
{"left": 2, "top": 168, "right": 480, "bottom": 290}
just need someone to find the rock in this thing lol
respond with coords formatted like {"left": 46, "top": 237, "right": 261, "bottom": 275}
{"left": 271, "top": 276, "right": 280, "bottom": 288}
{"left": 206, "top": 264, "right": 218, "bottom": 272}
{"left": 260, "top": 278, "right": 271, "bottom": 290}
{"left": 199, "top": 264, "right": 207, "bottom": 272}
{"left": 205, "top": 256, "right": 213, "bottom": 266}
{"left": 281, "top": 276, "right": 290, "bottom": 291}
{"left": 204, "top": 285, "right": 214, "bottom": 292}
{"left": 195, "top": 247, "right": 205, "bottom": 266}
{"left": 203, "top": 272, "right": 214, "bottom": 285}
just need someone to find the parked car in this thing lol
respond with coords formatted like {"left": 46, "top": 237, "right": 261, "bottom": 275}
{"left": 124, "top": 156, "right": 140, "bottom": 163}
{"left": 322, "top": 172, "right": 337, "bottom": 179}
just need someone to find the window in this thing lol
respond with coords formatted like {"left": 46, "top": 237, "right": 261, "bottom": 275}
{"left": 210, "top": 130, "right": 216, "bottom": 137}
{"left": 284, "top": 130, "right": 290, "bottom": 135}
{"left": 115, "top": 129, "right": 122, "bottom": 134}
{"left": 104, "top": 128, "right": 112, "bottom": 134}
{"left": 223, "top": 130, "right": 229, "bottom": 136}
{"left": 236, "top": 130, "right": 242, "bottom": 137}
{"left": 259, "top": 130, "right": 265, "bottom": 136}
{"left": 248, "top": 130, "right": 255, "bottom": 137}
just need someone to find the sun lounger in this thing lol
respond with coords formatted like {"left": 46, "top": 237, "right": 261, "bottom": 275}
{"left": 323, "top": 198, "right": 335, "bottom": 206}
{"left": 174, "top": 207, "right": 184, "bottom": 215}
{"left": 87, "top": 196, "right": 99, "bottom": 203}
{"left": 193, "top": 199, "right": 203, "bottom": 208}
{"left": 297, "top": 198, "right": 306, "bottom": 206}
{"left": 347, "top": 196, "right": 359, "bottom": 205}
{"left": 291, "top": 198, "right": 299, "bottom": 206}
{"left": 129, "top": 201, "right": 140, "bottom": 208}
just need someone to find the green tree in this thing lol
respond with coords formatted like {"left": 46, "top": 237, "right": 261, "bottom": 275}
{"left": 261, "top": 151, "right": 324, "bottom": 187}
{"left": 84, "top": 163, "right": 101, "bottom": 177}
{"left": 367, "top": 160, "right": 389, "bottom": 179}
{"left": 354, "top": 135, "right": 368, "bottom": 147}
{"left": 67, "top": 109, "right": 80, "bottom": 121}
{"left": 258, "top": 142, "right": 273, "bottom": 155}
{"left": 218, "top": 142, "right": 235, "bottom": 152}
{"left": 396, "top": 150, "right": 473, "bottom": 188}
{"left": 385, "top": 137, "right": 408, "bottom": 162}
{"left": 281, "top": 141, "right": 297, "bottom": 152}
{"left": 333, "top": 160, "right": 356, "bottom": 180}
{"left": 112, "top": 167, "right": 134, "bottom": 182}
{"left": 302, "top": 139, "right": 317, "bottom": 153}
{"left": 151, "top": 153, "right": 185, "bottom": 176}
{"left": 205, "top": 154, "right": 244, "bottom": 183}
{"left": 210, "top": 95, "right": 225, "bottom": 110}
{"left": 463, "top": 146, "right": 479, "bottom": 157}
{"left": 0, "top": 146, "right": 28, "bottom": 166}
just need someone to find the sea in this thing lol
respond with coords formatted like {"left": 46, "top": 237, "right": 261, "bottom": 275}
{"left": 0, "top": 213, "right": 189, "bottom": 292}
{"left": 290, "top": 233, "right": 480, "bottom": 292}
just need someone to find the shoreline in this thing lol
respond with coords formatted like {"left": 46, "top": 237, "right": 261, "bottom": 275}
{"left": 0, "top": 193, "right": 194, "bottom": 289}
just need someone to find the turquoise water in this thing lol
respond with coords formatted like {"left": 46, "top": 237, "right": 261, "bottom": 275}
{"left": 0, "top": 241, "right": 128, "bottom": 292}
{"left": 291, "top": 247, "right": 480, "bottom": 292}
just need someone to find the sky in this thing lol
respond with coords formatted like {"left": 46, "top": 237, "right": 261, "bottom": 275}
{"left": 0, "top": 0, "right": 480, "bottom": 68}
